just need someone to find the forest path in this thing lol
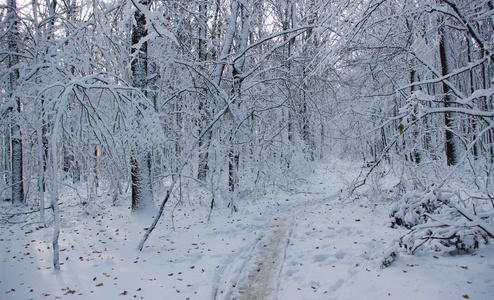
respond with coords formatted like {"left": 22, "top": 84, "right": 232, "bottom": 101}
{"left": 229, "top": 165, "right": 350, "bottom": 299}
{"left": 233, "top": 192, "right": 343, "bottom": 299}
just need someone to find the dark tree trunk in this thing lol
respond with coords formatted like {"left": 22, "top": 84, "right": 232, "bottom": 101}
{"left": 228, "top": 61, "right": 242, "bottom": 195}
{"left": 8, "top": 0, "right": 24, "bottom": 204}
{"left": 131, "top": 0, "right": 154, "bottom": 211}
{"left": 283, "top": 3, "right": 295, "bottom": 144}
{"left": 409, "top": 68, "right": 421, "bottom": 164}
{"left": 467, "top": 37, "right": 480, "bottom": 159}
{"left": 197, "top": 0, "right": 211, "bottom": 182}
{"left": 439, "top": 22, "right": 456, "bottom": 166}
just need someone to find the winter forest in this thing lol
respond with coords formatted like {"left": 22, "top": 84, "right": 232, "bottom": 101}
{"left": 1, "top": 0, "right": 494, "bottom": 299}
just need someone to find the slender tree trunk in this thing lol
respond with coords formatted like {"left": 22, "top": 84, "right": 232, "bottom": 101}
{"left": 48, "top": 0, "right": 61, "bottom": 270}
{"left": 36, "top": 103, "right": 45, "bottom": 223}
{"left": 300, "top": 2, "right": 316, "bottom": 161}
{"left": 439, "top": 22, "right": 456, "bottom": 166}
{"left": 320, "top": 123, "right": 324, "bottom": 159}
{"left": 31, "top": 0, "right": 45, "bottom": 222}
{"left": 197, "top": 0, "right": 211, "bottom": 182}
{"left": 283, "top": 1, "right": 295, "bottom": 144}
{"left": 50, "top": 98, "right": 67, "bottom": 272}
{"left": 467, "top": 37, "right": 481, "bottom": 159}
{"left": 197, "top": 110, "right": 212, "bottom": 182}
{"left": 228, "top": 0, "right": 249, "bottom": 197}
{"left": 50, "top": 133, "right": 60, "bottom": 271}
{"left": 301, "top": 69, "right": 314, "bottom": 161}
{"left": 409, "top": 68, "right": 421, "bottom": 163}
{"left": 41, "top": 99, "right": 49, "bottom": 192}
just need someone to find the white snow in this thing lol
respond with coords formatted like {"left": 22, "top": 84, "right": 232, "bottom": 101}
{"left": 1, "top": 159, "right": 494, "bottom": 299}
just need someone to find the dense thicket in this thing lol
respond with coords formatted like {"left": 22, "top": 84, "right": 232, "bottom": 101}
{"left": 1, "top": 0, "right": 493, "bottom": 257}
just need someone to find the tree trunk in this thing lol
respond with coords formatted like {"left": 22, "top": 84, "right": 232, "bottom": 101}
{"left": 228, "top": 0, "right": 249, "bottom": 197}
{"left": 131, "top": 0, "right": 154, "bottom": 212}
{"left": 301, "top": 2, "right": 316, "bottom": 161}
{"left": 439, "top": 21, "right": 456, "bottom": 166}
{"left": 7, "top": 0, "right": 24, "bottom": 205}
{"left": 466, "top": 36, "right": 480, "bottom": 159}
{"left": 197, "top": 0, "right": 211, "bottom": 182}
{"left": 4, "top": 124, "right": 11, "bottom": 188}
{"left": 283, "top": 1, "right": 295, "bottom": 145}
{"left": 409, "top": 68, "right": 421, "bottom": 164}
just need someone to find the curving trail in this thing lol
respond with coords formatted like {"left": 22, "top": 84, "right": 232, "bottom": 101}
{"left": 211, "top": 163, "right": 350, "bottom": 300}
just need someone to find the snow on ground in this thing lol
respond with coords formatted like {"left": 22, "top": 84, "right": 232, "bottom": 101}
{"left": 1, "top": 159, "right": 494, "bottom": 299}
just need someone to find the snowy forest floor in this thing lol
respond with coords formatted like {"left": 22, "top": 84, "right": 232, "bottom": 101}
{"left": 1, "top": 159, "right": 494, "bottom": 300}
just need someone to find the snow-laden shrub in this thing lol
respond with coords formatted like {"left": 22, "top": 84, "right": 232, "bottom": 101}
{"left": 399, "top": 216, "right": 487, "bottom": 255}
{"left": 389, "top": 188, "right": 454, "bottom": 229}
{"left": 384, "top": 187, "right": 492, "bottom": 263}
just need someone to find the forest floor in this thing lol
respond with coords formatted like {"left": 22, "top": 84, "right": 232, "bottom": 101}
{"left": 1, "top": 158, "right": 494, "bottom": 299}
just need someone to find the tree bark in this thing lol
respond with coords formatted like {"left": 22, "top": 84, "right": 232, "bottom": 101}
{"left": 301, "top": 2, "right": 315, "bottom": 161}
{"left": 7, "top": 0, "right": 24, "bottom": 204}
{"left": 439, "top": 21, "right": 456, "bottom": 166}
{"left": 131, "top": 0, "right": 154, "bottom": 212}
{"left": 228, "top": 0, "right": 249, "bottom": 196}
{"left": 197, "top": 0, "right": 211, "bottom": 182}
{"left": 409, "top": 67, "right": 421, "bottom": 164}
{"left": 283, "top": 1, "right": 295, "bottom": 144}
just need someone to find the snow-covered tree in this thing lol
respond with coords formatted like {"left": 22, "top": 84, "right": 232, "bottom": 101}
{"left": 5, "top": 0, "right": 24, "bottom": 205}
{"left": 130, "top": 0, "right": 155, "bottom": 212}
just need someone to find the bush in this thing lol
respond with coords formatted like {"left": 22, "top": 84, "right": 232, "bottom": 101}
{"left": 384, "top": 187, "right": 492, "bottom": 264}
{"left": 389, "top": 187, "right": 454, "bottom": 229}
